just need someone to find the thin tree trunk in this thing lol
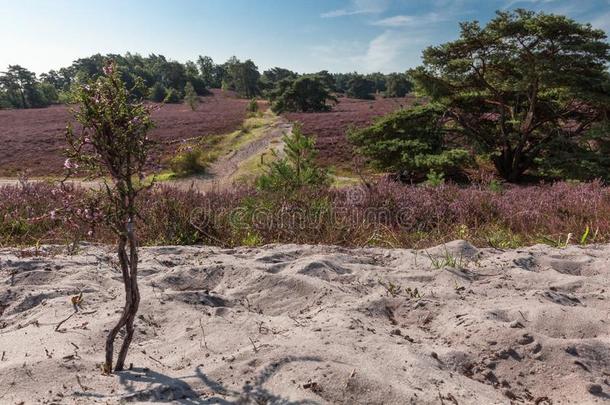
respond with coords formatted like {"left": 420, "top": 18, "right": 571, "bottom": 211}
{"left": 104, "top": 236, "right": 132, "bottom": 373}
{"left": 114, "top": 221, "right": 139, "bottom": 371}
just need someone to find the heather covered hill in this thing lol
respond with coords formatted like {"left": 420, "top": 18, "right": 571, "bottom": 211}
{"left": 285, "top": 96, "right": 415, "bottom": 167}
{"left": 0, "top": 90, "right": 248, "bottom": 176}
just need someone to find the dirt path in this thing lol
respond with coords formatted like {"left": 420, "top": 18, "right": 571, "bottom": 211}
{"left": 0, "top": 115, "right": 292, "bottom": 192}
{"left": 171, "top": 114, "right": 291, "bottom": 192}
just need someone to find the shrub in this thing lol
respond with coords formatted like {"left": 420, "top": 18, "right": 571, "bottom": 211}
{"left": 348, "top": 104, "right": 471, "bottom": 180}
{"left": 256, "top": 123, "right": 329, "bottom": 192}
{"left": 163, "top": 88, "right": 181, "bottom": 103}
{"left": 247, "top": 98, "right": 259, "bottom": 114}
{"left": 169, "top": 145, "right": 207, "bottom": 176}
{"left": 149, "top": 82, "right": 166, "bottom": 102}
{"left": 65, "top": 61, "right": 154, "bottom": 373}
{"left": 424, "top": 170, "right": 445, "bottom": 187}
{"left": 270, "top": 76, "right": 336, "bottom": 113}
{"left": 184, "top": 82, "right": 198, "bottom": 111}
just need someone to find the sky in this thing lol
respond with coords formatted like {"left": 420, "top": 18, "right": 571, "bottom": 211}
{"left": 1, "top": 0, "right": 609, "bottom": 75}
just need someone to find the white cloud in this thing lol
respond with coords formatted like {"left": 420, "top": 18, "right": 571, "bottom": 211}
{"left": 363, "top": 30, "right": 426, "bottom": 71}
{"left": 321, "top": 0, "right": 390, "bottom": 18}
{"left": 372, "top": 12, "right": 445, "bottom": 27}
{"left": 503, "top": 0, "right": 558, "bottom": 9}
{"left": 308, "top": 40, "right": 365, "bottom": 71}
{"left": 307, "top": 29, "right": 425, "bottom": 73}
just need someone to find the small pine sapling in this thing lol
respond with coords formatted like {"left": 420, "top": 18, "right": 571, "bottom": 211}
{"left": 256, "top": 123, "right": 328, "bottom": 192}
{"left": 184, "top": 82, "right": 198, "bottom": 111}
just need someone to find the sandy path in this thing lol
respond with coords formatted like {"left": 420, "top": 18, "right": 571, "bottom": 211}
{"left": 1, "top": 240, "right": 609, "bottom": 404}
{"left": 171, "top": 116, "right": 291, "bottom": 192}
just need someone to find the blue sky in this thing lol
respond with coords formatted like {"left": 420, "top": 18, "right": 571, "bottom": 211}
{"left": 1, "top": 0, "right": 609, "bottom": 75}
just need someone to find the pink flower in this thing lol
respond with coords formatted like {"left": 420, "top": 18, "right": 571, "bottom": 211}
{"left": 50, "top": 210, "right": 57, "bottom": 220}
{"left": 64, "top": 159, "right": 79, "bottom": 170}
{"left": 103, "top": 64, "right": 114, "bottom": 75}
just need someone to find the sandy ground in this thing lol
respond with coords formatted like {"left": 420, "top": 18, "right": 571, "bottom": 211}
{"left": 0, "top": 240, "right": 609, "bottom": 404}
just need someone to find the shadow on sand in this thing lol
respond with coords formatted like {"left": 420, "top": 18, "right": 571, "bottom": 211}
{"left": 74, "top": 355, "right": 322, "bottom": 404}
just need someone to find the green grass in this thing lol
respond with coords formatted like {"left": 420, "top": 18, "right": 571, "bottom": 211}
{"left": 158, "top": 111, "right": 281, "bottom": 181}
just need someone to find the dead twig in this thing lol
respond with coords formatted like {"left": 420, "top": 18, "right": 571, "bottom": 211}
{"left": 55, "top": 311, "right": 77, "bottom": 332}
{"left": 344, "top": 369, "right": 356, "bottom": 389}
{"left": 518, "top": 310, "right": 529, "bottom": 322}
{"left": 199, "top": 318, "right": 208, "bottom": 350}
{"left": 0, "top": 377, "right": 15, "bottom": 400}
{"left": 248, "top": 337, "right": 258, "bottom": 353}
{"left": 148, "top": 355, "right": 164, "bottom": 367}
{"left": 76, "top": 375, "right": 90, "bottom": 392}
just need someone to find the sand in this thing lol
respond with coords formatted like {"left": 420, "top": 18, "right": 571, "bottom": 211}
{"left": 0, "top": 240, "right": 609, "bottom": 404}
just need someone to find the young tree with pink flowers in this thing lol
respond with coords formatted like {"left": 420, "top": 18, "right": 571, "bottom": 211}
{"left": 65, "top": 61, "right": 154, "bottom": 373}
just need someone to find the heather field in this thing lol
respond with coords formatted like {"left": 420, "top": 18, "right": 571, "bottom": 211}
{"left": 1, "top": 180, "right": 607, "bottom": 249}
{"left": 0, "top": 95, "right": 409, "bottom": 177}
{"left": 0, "top": 89, "right": 249, "bottom": 176}
{"left": 284, "top": 95, "right": 415, "bottom": 167}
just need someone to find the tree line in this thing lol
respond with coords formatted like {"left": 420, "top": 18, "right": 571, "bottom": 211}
{"left": 0, "top": 53, "right": 412, "bottom": 109}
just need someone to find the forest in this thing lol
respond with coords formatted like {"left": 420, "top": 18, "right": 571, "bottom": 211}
{"left": 0, "top": 53, "right": 411, "bottom": 109}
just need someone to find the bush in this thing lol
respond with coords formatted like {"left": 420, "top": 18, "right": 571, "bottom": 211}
{"left": 163, "top": 88, "right": 181, "bottom": 103}
{"left": 184, "top": 82, "right": 198, "bottom": 111}
{"left": 149, "top": 83, "right": 166, "bottom": 102}
{"left": 169, "top": 145, "right": 207, "bottom": 176}
{"left": 247, "top": 98, "right": 259, "bottom": 114}
{"left": 424, "top": 170, "right": 445, "bottom": 187}
{"left": 346, "top": 75, "right": 375, "bottom": 100}
{"left": 348, "top": 104, "right": 471, "bottom": 180}
{"left": 270, "top": 76, "right": 336, "bottom": 113}
{"left": 256, "top": 123, "right": 329, "bottom": 192}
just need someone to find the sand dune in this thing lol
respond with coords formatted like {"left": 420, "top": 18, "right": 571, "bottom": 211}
{"left": 0, "top": 241, "right": 609, "bottom": 404}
